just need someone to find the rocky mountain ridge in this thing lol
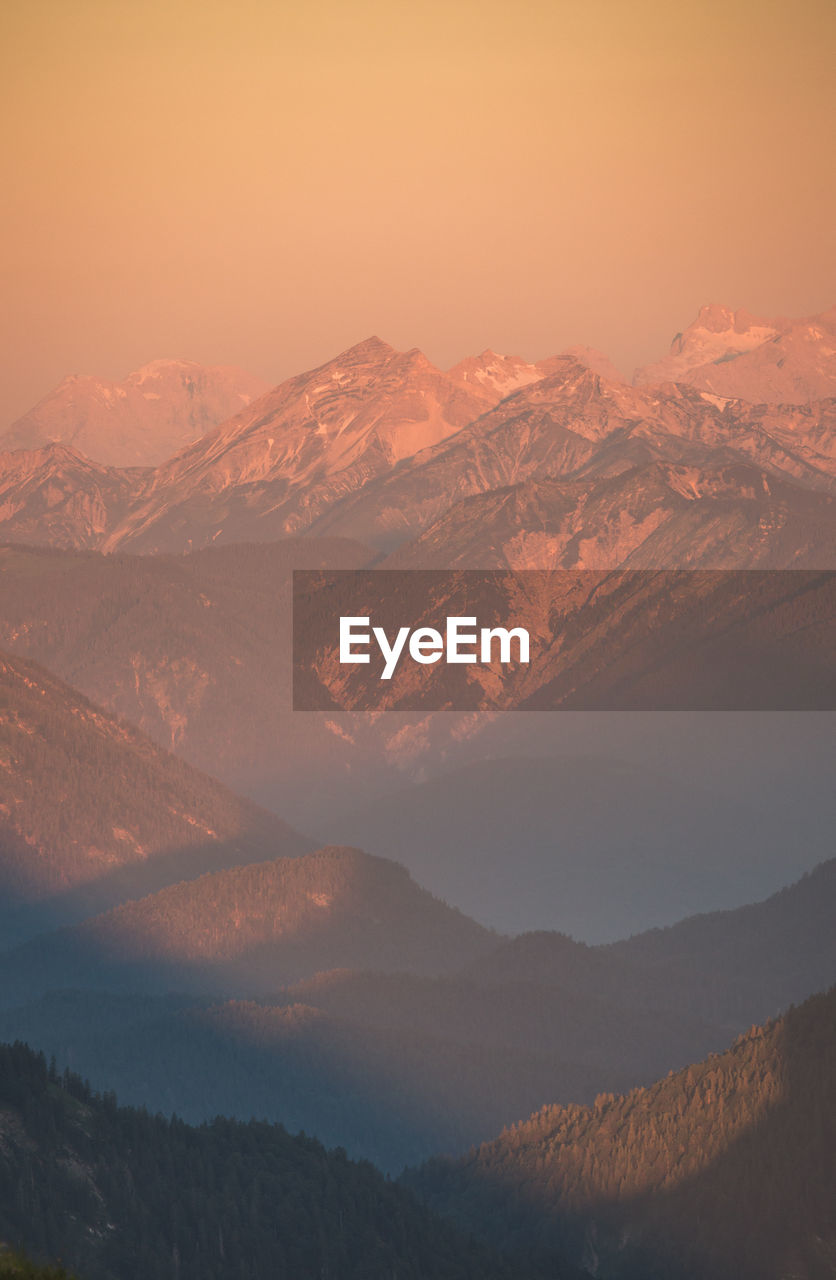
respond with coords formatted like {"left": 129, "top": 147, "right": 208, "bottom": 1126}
{"left": 0, "top": 309, "right": 832, "bottom": 558}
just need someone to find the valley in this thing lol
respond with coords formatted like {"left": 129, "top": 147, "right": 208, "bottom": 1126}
{"left": 0, "top": 302, "right": 833, "bottom": 1279}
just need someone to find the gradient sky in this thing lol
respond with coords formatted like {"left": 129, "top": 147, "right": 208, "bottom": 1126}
{"left": 2, "top": 0, "right": 834, "bottom": 423}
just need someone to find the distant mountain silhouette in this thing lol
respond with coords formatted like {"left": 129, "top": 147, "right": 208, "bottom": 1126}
{"left": 320, "top": 754, "right": 836, "bottom": 939}
{"left": 474, "top": 856, "right": 836, "bottom": 1027}
{"left": 1, "top": 358, "right": 269, "bottom": 467}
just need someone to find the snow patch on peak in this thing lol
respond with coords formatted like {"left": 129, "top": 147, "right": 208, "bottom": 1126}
{"left": 449, "top": 350, "right": 542, "bottom": 397}
{"left": 635, "top": 304, "right": 783, "bottom": 386}
{"left": 700, "top": 392, "right": 732, "bottom": 410}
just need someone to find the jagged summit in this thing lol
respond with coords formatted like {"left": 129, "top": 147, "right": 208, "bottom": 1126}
{"left": 635, "top": 305, "right": 781, "bottom": 383}
{"left": 635, "top": 302, "right": 835, "bottom": 402}
{"left": 0, "top": 438, "right": 100, "bottom": 468}
{"left": 99, "top": 337, "right": 497, "bottom": 553}
{"left": 690, "top": 302, "right": 777, "bottom": 334}
{"left": 335, "top": 334, "right": 399, "bottom": 360}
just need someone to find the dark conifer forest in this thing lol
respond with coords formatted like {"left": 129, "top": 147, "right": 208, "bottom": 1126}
{"left": 0, "top": 1040, "right": 576, "bottom": 1280}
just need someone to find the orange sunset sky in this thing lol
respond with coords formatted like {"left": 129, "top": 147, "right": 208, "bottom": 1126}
{"left": 1, "top": 0, "right": 834, "bottom": 423}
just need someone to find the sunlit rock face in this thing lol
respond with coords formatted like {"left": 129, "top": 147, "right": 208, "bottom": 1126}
{"left": 0, "top": 442, "right": 144, "bottom": 549}
{"left": 1, "top": 316, "right": 833, "bottom": 558}
{"left": 333, "top": 361, "right": 836, "bottom": 560}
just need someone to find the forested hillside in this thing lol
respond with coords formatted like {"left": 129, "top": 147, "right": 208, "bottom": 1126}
{"left": 0, "top": 978, "right": 710, "bottom": 1172}
{"left": 0, "top": 1040, "right": 580, "bottom": 1280}
{"left": 3, "top": 859, "right": 831, "bottom": 1171}
{"left": 407, "top": 988, "right": 836, "bottom": 1280}
{"left": 0, "top": 848, "right": 498, "bottom": 1006}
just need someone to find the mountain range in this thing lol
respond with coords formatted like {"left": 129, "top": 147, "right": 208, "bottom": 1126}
{"left": 0, "top": 304, "right": 833, "bottom": 562}
{"left": 0, "top": 632, "right": 831, "bottom": 1174}
{"left": 0, "top": 359, "right": 269, "bottom": 467}
{"left": 1, "top": 301, "right": 834, "bottom": 1278}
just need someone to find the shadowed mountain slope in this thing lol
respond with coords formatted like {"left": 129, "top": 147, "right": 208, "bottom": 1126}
{"left": 0, "top": 987, "right": 622, "bottom": 1173}
{"left": 473, "top": 856, "right": 836, "bottom": 1028}
{"left": 0, "top": 943, "right": 728, "bottom": 1172}
{"left": 1, "top": 861, "right": 831, "bottom": 1171}
{"left": 0, "top": 647, "right": 311, "bottom": 946}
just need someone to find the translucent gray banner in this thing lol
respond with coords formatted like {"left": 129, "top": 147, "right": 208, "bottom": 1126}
{"left": 292, "top": 569, "right": 836, "bottom": 711}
